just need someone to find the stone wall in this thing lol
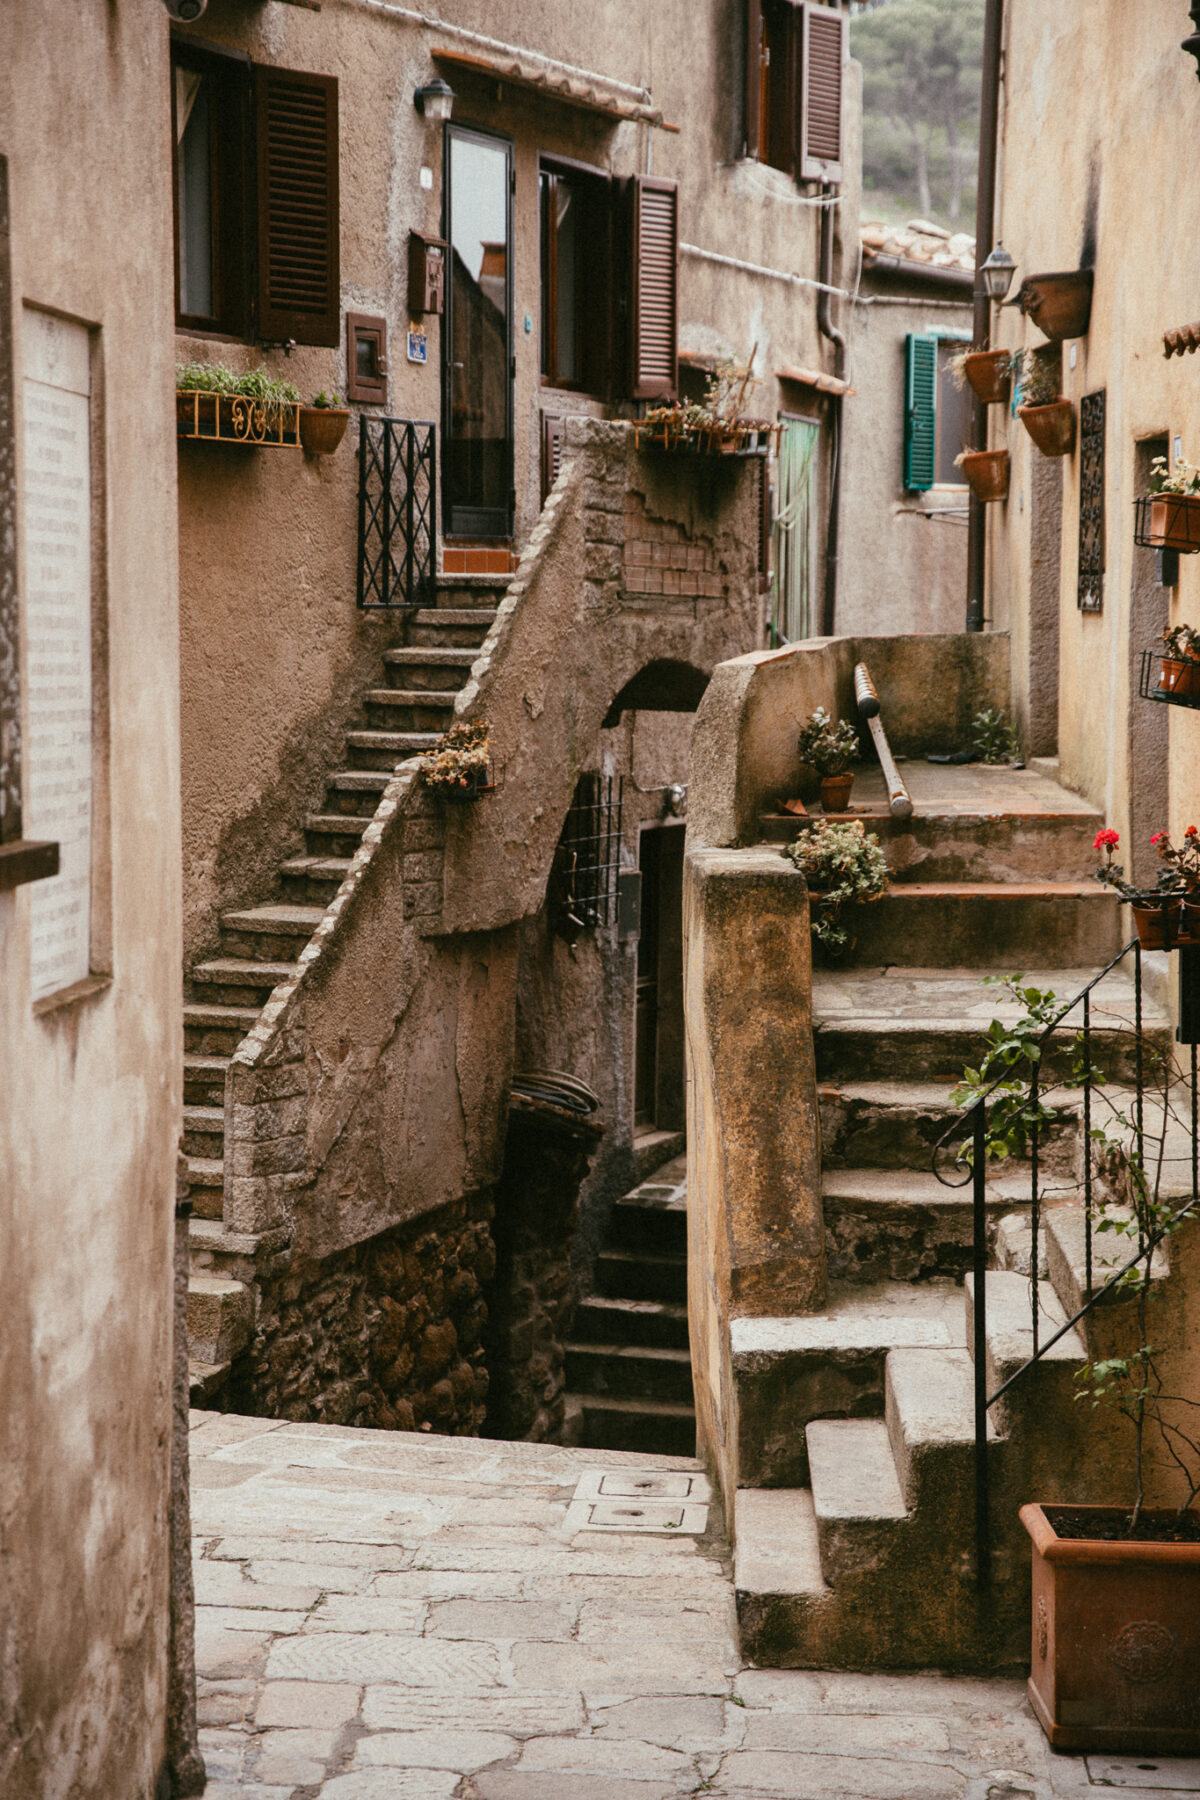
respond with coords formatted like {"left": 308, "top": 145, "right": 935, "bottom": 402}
{"left": 223, "top": 1192, "right": 495, "bottom": 1434}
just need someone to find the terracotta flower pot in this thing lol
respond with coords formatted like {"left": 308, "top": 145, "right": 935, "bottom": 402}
{"left": 1019, "top": 399, "right": 1076, "bottom": 457}
{"left": 1022, "top": 1503, "right": 1200, "bottom": 1753}
{"left": 1149, "top": 493, "right": 1200, "bottom": 553}
{"left": 963, "top": 350, "right": 1012, "bottom": 405}
{"left": 1017, "top": 269, "right": 1094, "bottom": 342}
{"left": 818, "top": 773, "right": 854, "bottom": 813}
{"left": 299, "top": 406, "right": 350, "bottom": 455}
{"left": 430, "top": 765, "right": 494, "bottom": 804}
{"left": 1158, "top": 656, "right": 1200, "bottom": 699}
{"left": 958, "top": 449, "right": 1010, "bottom": 503}
{"left": 1130, "top": 898, "right": 1183, "bottom": 950}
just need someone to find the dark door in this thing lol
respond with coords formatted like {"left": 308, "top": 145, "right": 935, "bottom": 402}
{"left": 634, "top": 824, "right": 686, "bottom": 1132}
{"left": 442, "top": 125, "right": 513, "bottom": 539}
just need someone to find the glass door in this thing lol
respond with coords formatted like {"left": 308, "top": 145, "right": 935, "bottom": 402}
{"left": 443, "top": 126, "right": 513, "bottom": 539}
{"left": 772, "top": 416, "right": 820, "bottom": 643}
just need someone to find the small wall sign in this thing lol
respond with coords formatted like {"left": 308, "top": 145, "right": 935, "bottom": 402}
{"left": 407, "top": 329, "right": 427, "bottom": 365}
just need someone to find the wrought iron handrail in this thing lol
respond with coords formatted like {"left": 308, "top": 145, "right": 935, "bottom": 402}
{"left": 357, "top": 416, "right": 437, "bottom": 609}
{"left": 930, "top": 935, "right": 1200, "bottom": 1584}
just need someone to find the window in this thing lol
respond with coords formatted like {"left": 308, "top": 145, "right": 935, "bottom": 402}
{"left": 903, "top": 332, "right": 972, "bottom": 491}
{"left": 538, "top": 161, "right": 677, "bottom": 404}
{"left": 171, "top": 41, "right": 339, "bottom": 346}
{"left": 745, "top": 0, "right": 846, "bottom": 184}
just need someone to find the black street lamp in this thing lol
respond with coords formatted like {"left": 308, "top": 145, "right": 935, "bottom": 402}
{"left": 1184, "top": 2, "right": 1200, "bottom": 78}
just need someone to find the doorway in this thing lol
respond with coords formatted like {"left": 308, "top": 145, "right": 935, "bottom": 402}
{"left": 771, "top": 415, "right": 820, "bottom": 643}
{"left": 634, "top": 823, "right": 686, "bottom": 1134}
{"left": 442, "top": 125, "right": 513, "bottom": 539}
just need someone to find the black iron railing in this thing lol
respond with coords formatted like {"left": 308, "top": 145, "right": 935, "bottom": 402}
{"left": 933, "top": 937, "right": 1200, "bottom": 1583}
{"left": 357, "top": 417, "right": 436, "bottom": 610}
{"left": 552, "top": 774, "right": 624, "bottom": 938}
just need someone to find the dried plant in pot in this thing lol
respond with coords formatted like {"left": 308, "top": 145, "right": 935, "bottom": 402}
{"left": 795, "top": 707, "right": 860, "bottom": 812}
{"left": 952, "top": 347, "right": 1014, "bottom": 406}
{"left": 955, "top": 447, "right": 1010, "bottom": 503}
{"left": 785, "top": 819, "right": 889, "bottom": 958}
{"left": 1015, "top": 349, "right": 1075, "bottom": 457}
{"left": 299, "top": 390, "right": 351, "bottom": 455}
{"left": 1016, "top": 268, "right": 1094, "bottom": 342}
{"left": 420, "top": 718, "right": 495, "bottom": 803}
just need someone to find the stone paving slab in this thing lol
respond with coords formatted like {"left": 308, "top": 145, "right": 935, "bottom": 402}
{"left": 192, "top": 1411, "right": 1200, "bottom": 1799}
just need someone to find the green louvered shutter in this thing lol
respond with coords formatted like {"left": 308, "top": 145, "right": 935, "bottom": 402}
{"left": 904, "top": 332, "right": 938, "bottom": 491}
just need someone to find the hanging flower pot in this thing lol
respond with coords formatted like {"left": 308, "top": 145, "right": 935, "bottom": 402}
{"left": 1018, "top": 399, "right": 1076, "bottom": 457}
{"left": 1149, "top": 493, "right": 1200, "bottom": 554}
{"left": 1017, "top": 269, "right": 1094, "bottom": 342}
{"left": 1158, "top": 656, "right": 1200, "bottom": 699}
{"left": 299, "top": 405, "right": 350, "bottom": 455}
{"left": 962, "top": 350, "right": 1012, "bottom": 406}
{"left": 1130, "top": 897, "right": 1183, "bottom": 950}
{"left": 958, "top": 449, "right": 1010, "bottom": 503}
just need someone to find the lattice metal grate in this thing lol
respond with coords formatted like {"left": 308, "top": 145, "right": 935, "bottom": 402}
{"left": 552, "top": 774, "right": 624, "bottom": 937}
{"left": 1078, "top": 389, "right": 1106, "bottom": 612}
{"left": 357, "top": 416, "right": 437, "bottom": 609}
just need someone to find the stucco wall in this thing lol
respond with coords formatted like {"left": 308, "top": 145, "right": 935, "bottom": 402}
{"left": 173, "top": 0, "right": 860, "bottom": 957}
{"left": 0, "top": 5, "right": 182, "bottom": 1795}
{"left": 838, "top": 281, "right": 972, "bottom": 637}
{"left": 991, "top": 4, "right": 1200, "bottom": 836}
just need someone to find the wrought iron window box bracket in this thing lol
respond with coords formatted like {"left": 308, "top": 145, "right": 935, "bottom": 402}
{"left": 0, "top": 838, "right": 59, "bottom": 892}
{"left": 175, "top": 390, "right": 301, "bottom": 449}
{"left": 1139, "top": 647, "right": 1200, "bottom": 711}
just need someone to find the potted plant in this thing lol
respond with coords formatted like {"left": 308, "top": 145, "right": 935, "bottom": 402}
{"left": 785, "top": 819, "right": 890, "bottom": 955}
{"left": 971, "top": 705, "right": 1022, "bottom": 766}
{"left": 420, "top": 718, "right": 494, "bottom": 803}
{"left": 796, "top": 706, "right": 860, "bottom": 812}
{"left": 1015, "top": 349, "right": 1076, "bottom": 456}
{"left": 299, "top": 390, "right": 351, "bottom": 455}
{"left": 956, "top": 447, "right": 1010, "bottom": 503}
{"left": 953, "top": 347, "right": 1015, "bottom": 406}
{"left": 1094, "top": 827, "right": 1188, "bottom": 948}
{"left": 1146, "top": 457, "right": 1200, "bottom": 555}
{"left": 175, "top": 361, "right": 300, "bottom": 446}
{"left": 634, "top": 353, "right": 777, "bottom": 458}
{"left": 1016, "top": 268, "right": 1094, "bottom": 342}
{"left": 1156, "top": 623, "right": 1200, "bottom": 699}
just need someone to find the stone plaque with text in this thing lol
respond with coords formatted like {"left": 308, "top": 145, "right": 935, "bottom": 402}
{"left": 23, "top": 309, "right": 91, "bottom": 1000}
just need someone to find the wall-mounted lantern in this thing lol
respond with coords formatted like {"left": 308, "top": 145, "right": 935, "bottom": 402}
{"left": 1184, "top": 3, "right": 1200, "bottom": 79}
{"left": 978, "top": 242, "right": 1016, "bottom": 303}
{"left": 414, "top": 78, "right": 455, "bottom": 122}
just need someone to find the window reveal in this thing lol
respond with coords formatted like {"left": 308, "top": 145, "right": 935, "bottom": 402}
{"left": 1078, "top": 389, "right": 1106, "bottom": 613}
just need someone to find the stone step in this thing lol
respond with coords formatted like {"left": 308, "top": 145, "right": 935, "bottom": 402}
{"left": 383, "top": 645, "right": 479, "bottom": 685}
{"left": 182, "top": 1103, "right": 224, "bottom": 1158}
{"left": 727, "top": 1283, "right": 964, "bottom": 1489}
{"left": 188, "top": 1215, "right": 266, "bottom": 1285}
{"left": 831, "top": 882, "right": 1122, "bottom": 969}
{"left": 187, "top": 1274, "right": 252, "bottom": 1366}
{"left": 324, "top": 769, "right": 392, "bottom": 814}
{"left": 279, "top": 854, "right": 353, "bottom": 905}
{"left": 808, "top": 1417, "right": 908, "bottom": 1566}
{"left": 594, "top": 1246, "right": 687, "bottom": 1304}
{"left": 607, "top": 1183, "right": 688, "bottom": 1257}
{"left": 566, "top": 1392, "right": 695, "bottom": 1457}
{"left": 189, "top": 1358, "right": 232, "bottom": 1404}
{"left": 219, "top": 904, "right": 323, "bottom": 961}
{"left": 190, "top": 958, "right": 297, "bottom": 1008}
{"left": 1044, "top": 1199, "right": 1171, "bottom": 1331}
{"left": 964, "top": 1270, "right": 1087, "bottom": 1455}
{"left": 884, "top": 1344, "right": 999, "bottom": 1513}
{"left": 734, "top": 1487, "right": 829, "bottom": 1665}
{"left": 818, "top": 1079, "right": 1081, "bottom": 1175}
{"left": 434, "top": 575, "right": 507, "bottom": 609}
{"left": 184, "top": 1052, "right": 229, "bottom": 1107}
{"left": 363, "top": 694, "right": 459, "bottom": 734}
{"left": 344, "top": 728, "right": 438, "bottom": 768}
{"left": 563, "top": 1341, "right": 694, "bottom": 1404}
{"left": 760, "top": 808, "right": 1104, "bottom": 882}
{"left": 186, "top": 1156, "right": 224, "bottom": 1221}
{"left": 408, "top": 607, "right": 495, "bottom": 647}
{"left": 183, "top": 1003, "right": 260, "bottom": 1057}
{"left": 821, "top": 1165, "right": 1033, "bottom": 1285}
{"left": 304, "top": 812, "right": 371, "bottom": 853}
{"left": 633, "top": 1128, "right": 686, "bottom": 1182}
{"left": 570, "top": 1294, "right": 690, "bottom": 1351}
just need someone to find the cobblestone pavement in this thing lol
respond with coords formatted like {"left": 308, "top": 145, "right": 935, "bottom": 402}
{"left": 191, "top": 1412, "right": 1200, "bottom": 1799}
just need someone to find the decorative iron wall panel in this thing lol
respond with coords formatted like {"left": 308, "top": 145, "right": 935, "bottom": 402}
{"left": 1078, "top": 388, "right": 1105, "bottom": 613}
{"left": 357, "top": 416, "right": 436, "bottom": 609}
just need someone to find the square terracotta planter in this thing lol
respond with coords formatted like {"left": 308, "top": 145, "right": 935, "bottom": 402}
{"left": 1022, "top": 1503, "right": 1200, "bottom": 1753}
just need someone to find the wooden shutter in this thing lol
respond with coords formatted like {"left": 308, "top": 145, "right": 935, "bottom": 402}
{"left": 630, "top": 176, "right": 678, "bottom": 402}
{"left": 540, "top": 412, "right": 565, "bottom": 506}
{"left": 799, "top": 2, "right": 845, "bottom": 184}
{"left": 904, "top": 333, "right": 938, "bottom": 492}
{"left": 255, "top": 65, "right": 339, "bottom": 346}
{"left": 745, "top": 0, "right": 764, "bottom": 160}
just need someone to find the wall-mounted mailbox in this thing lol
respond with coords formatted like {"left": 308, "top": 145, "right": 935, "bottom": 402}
{"left": 408, "top": 230, "right": 447, "bottom": 317}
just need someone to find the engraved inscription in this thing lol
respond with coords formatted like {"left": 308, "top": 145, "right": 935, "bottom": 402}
{"left": 23, "top": 311, "right": 91, "bottom": 999}
{"left": 1109, "top": 1619, "right": 1177, "bottom": 1684}
{"left": 1036, "top": 1594, "right": 1049, "bottom": 1662}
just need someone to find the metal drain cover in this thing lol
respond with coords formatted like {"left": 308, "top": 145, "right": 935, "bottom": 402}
{"left": 565, "top": 1468, "right": 710, "bottom": 1534}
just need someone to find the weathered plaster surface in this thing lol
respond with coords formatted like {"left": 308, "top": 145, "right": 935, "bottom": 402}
{"left": 0, "top": 5, "right": 181, "bottom": 1794}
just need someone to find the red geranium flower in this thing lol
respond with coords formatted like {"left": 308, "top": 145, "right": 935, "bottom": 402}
{"left": 1093, "top": 828, "right": 1119, "bottom": 850}
{"left": 1188, "top": 826, "right": 1198, "bottom": 838}
{"left": 1151, "top": 832, "right": 1168, "bottom": 846}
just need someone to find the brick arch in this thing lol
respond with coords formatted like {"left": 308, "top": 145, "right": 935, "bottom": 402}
{"left": 602, "top": 658, "right": 711, "bottom": 724}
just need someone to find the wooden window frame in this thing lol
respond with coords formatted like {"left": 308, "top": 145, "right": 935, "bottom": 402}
{"left": 346, "top": 311, "right": 388, "bottom": 405}
{"left": 539, "top": 155, "right": 613, "bottom": 398}
{"left": 170, "top": 37, "right": 253, "bottom": 341}
{"left": 746, "top": 0, "right": 844, "bottom": 186}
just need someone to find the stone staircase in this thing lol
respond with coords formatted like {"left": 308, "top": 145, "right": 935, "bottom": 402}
{"left": 731, "top": 762, "right": 1177, "bottom": 1671}
{"left": 564, "top": 1154, "right": 696, "bottom": 1456}
{"left": 183, "top": 578, "right": 507, "bottom": 1394}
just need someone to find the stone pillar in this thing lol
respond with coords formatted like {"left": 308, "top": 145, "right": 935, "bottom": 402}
{"left": 167, "top": 1158, "right": 205, "bottom": 1797}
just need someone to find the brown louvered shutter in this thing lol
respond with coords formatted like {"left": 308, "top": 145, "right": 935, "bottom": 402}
{"left": 745, "top": 0, "right": 764, "bottom": 160}
{"left": 630, "top": 176, "right": 678, "bottom": 402}
{"left": 799, "top": 3, "right": 845, "bottom": 183}
{"left": 255, "top": 65, "right": 339, "bottom": 346}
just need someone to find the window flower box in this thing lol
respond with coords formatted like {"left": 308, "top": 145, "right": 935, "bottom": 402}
{"left": 175, "top": 389, "right": 300, "bottom": 449}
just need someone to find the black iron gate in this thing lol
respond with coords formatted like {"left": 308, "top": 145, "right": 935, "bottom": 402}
{"left": 357, "top": 417, "right": 437, "bottom": 610}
